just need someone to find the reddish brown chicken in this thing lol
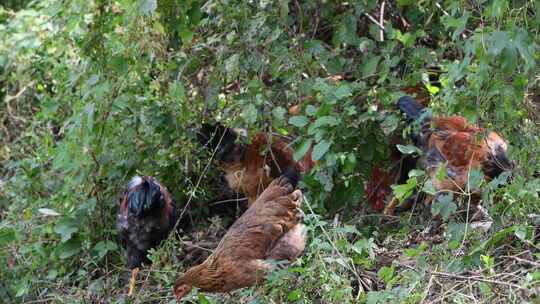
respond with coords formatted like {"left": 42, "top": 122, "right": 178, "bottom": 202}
{"left": 365, "top": 135, "right": 418, "bottom": 212}
{"left": 173, "top": 169, "right": 307, "bottom": 300}
{"left": 117, "top": 176, "right": 177, "bottom": 295}
{"left": 198, "top": 123, "right": 315, "bottom": 206}
{"left": 384, "top": 96, "right": 513, "bottom": 215}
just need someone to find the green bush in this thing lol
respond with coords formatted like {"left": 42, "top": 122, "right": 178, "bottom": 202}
{"left": 1, "top": 0, "right": 538, "bottom": 303}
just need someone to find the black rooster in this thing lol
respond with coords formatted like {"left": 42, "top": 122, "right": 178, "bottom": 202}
{"left": 117, "top": 176, "right": 177, "bottom": 295}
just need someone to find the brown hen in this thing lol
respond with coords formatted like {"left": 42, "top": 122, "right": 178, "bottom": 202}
{"left": 198, "top": 123, "right": 315, "bottom": 206}
{"left": 384, "top": 96, "right": 514, "bottom": 215}
{"left": 173, "top": 169, "right": 307, "bottom": 300}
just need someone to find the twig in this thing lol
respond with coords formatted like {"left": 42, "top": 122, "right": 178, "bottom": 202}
{"left": 364, "top": 13, "right": 385, "bottom": 31}
{"left": 303, "top": 196, "right": 367, "bottom": 293}
{"left": 209, "top": 197, "right": 248, "bottom": 206}
{"left": 400, "top": 263, "right": 528, "bottom": 292}
{"left": 421, "top": 265, "right": 436, "bottom": 303}
{"left": 434, "top": 2, "right": 449, "bottom": 16}
{"left": 501, "top": 255, "right": 540, "bottom": 268}
{"left": 181, "top": 240, "right": 215, "bottom": 252}
{"left": 172, "top": 125, "right": 228, "bottom": 232}
{"left": 379, "top": 1, "right": 385, "bottom": 42}
{"left": 429, "top": 270, "right": 527, "bottom": 291}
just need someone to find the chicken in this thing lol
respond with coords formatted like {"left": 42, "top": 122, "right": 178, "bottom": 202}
{"left": 198, "top": 123, "right": 315, "bottom": 207}
{"left": 173, "top": 168, "right": 307, "bottom": 300}
{"left": 117, "top": 176, "right": 177, "bottom": 296}
{"left": 365, "top": 136, "right": 418, "bottom": 212}
{"left": 383, "top": 96, "right": 514, "bottom": 215}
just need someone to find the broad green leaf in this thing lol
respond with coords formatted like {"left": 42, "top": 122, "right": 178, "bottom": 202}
{"left": 179, "top": 28, "right": 194, "bottom": 43}
{"left": 514, "top": 225, "right": 533, "bottom": 241}
{"left": 305, "top": 105, "right": 317, "bottom": 116}
{"left": 241, "top": 104, "right": 258, "bottom": 124}
{"left": 198, "top": 292, "right": 210, "bottom": 304}
{"left": 391, "top": 177, "right": 417, "bottom": 202}
{"left": 287, "top": 289, "right": 302, "bottom": 301}
{"left": 312, "top": 140, "right": 331, "bottom": 161}
{"left": 312, "top": 116, "right": 339, "bottom": 129}
{"left": 294, "top": 139, "right": 313, "bottom": 161}
{"left": 396, "top": 144, "right": 422, "bottom": 155}
{"left": 435, "top": 164, "right": 447, "bottom": 182}
{"left": 380, "top": 114, "right": 399, "bottom": 135}
{"left": 467, "top": 169, "right": 484, "bottom": 192}
{"left": 93, "top": 240, "right": 118, "bottom": 259}
{"left": 334, "top": 85, "right": 352, "bottom": 99}
{"left": 431, "top": 193, "right": 456, "bottom": 220}
{"left": 361, "top": 55, "right": 380, "bottom": 76}
{"left": 422, "top": 179, "right": 437, "bottom": 195}
{"left": 272, "top": 106, "right": 286, "bottom": 120}
{"left": 58, "top": 238, "right": 81, "bottom": 259}
{"left": 54, "top": 218, "right": 79, "bottom": 242}
{"left": 289, "top": 115, "right": 309, "bottom": 127}
{"left": 408, "top": 169, "right": 425, "bottom": 178}
{"left": 377, "top": 266, "right": 394, "bottom": 283}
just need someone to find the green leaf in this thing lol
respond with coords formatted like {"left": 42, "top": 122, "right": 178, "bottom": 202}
{"left": 422, "top": 179, "right": 437, "bottom": 195}
{"left": 377, "top": 266, "right": 394, "bottom": 283}
{"left": 294, "top": 139, "right": 313, "bottom": 161}
{"left": 58, "top": 238, "right": 81, "bottom": 259}
{"left": 287, "top": 289, "right": 302, "bottom": 301}
{"left": 311, "top": 116, "right": 340, "bottom": 129}
{"left": 289, "top": 115, "right": 309, "bottom": 127}
{"left": 487, "top": 0, "right": 508, "bottom": 18}
{"left": 312, "top": 140, "right": 331, "bottom": 161}
{"left": 396, "top": 144, "right": 422, "bottom": 155}
{"left": 397, "top": 0, "right": 415, "bottom": 6}
{"left": 408, "top": 169, "right": 425, "bottom": 178}
{"left": 169, "top": 81, "right": 186, "bottom": 102}
{"left": 54, "top": 218, "right": 79, "bottom": 242}
{"left": 435, "top": 164, "right": 447, "bottom": 182}
{"left": 241, "top": 104, "right": 258, "bottom": 124}
{"left": 467, "top": 169, "right": 484, "bottom": 192}
{"left": 431, "top": 193, "right": 456, "bottom": 220}
{"left": 305, "top": 105, "right": 317, "bottom": 116}
{"left": 0, "top": 227, "right": 17, "bottom": 245}
{"left": 179, "top": 27, "right": 194, "bottom": 43}
{"left": 334, "top": 85, "right": 352, "bottom": 99}
{"left": 380, "top": 114, "right": 399, "bottom": 135}
{"left": 198, "top": 292, "right": 210, "bottom": 304}
{"left": 110, "top": 56, "right": 128, "bottom": 74}
{"left": 139, "top": 0, "right": 157, "bottom": 15}
{"left": 93, "top": 241, "right": 118, "bottom": 259}
{"left": 514, "top": 225, "right": 532, "bottom": 241}
{"left": 391, "top": 177, "right": 417, "bottom": 202}
{"left": 361, "top": 55, "right": 380, "bottom": 77}
{"left": 272, "top": 106, "right": 286, "bottom": 120}
{"left": 395, "top": 30, "right": 415, "bottom": 47}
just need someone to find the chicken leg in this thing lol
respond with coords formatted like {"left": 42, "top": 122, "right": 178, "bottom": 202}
{"left": 383, "top": 197, "right": 399, "bottom": 216}
{"left": 128, "top": 267, "right": 139, "bottom": 296}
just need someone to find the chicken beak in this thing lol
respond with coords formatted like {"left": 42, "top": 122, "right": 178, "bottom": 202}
{"left": 128, "top": 267, "right": 139, "bottom": 296}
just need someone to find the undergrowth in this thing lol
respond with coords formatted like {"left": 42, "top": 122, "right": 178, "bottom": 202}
{"left": 1, "top": 0, "right": 539, "bottom": 303}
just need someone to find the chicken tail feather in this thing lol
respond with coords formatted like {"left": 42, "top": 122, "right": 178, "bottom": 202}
{"left": 198, "top": 123, "right": 244, "bottom": 163}
{"left": 397, "top": 95, "right": 426, "bottom": 122}
{"left": 281, "top": 166, "right": 300, "bottom": 189}
{"left": 127, "top": 176, "right": 164, "bottom": 218}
